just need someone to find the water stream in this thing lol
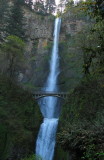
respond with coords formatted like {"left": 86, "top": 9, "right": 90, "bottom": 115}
{"left": 36, "top": 18, "right": 61, "bottom": 160}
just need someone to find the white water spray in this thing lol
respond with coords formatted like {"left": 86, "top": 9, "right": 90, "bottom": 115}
{"left": 36, "top": 18, "right": 61, "bottom": 160}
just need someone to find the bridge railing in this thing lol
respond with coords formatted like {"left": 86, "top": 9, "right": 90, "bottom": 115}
{"left": 32, "top": 91, "right": 70, "bottom": 100}
{"left": 32, "top": 91, "right": 69, "bottom": 95}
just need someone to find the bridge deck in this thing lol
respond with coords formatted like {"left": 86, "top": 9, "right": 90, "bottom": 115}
{"left": 32, "top": 91, "right": 69, "bottom": 100}
{"left": 33, "top": 91, "right": 69, "bottom": 94}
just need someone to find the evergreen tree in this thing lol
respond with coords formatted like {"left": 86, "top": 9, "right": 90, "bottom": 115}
{"left": 65, "top": 0, "right": 74, "bottom": 10}
{"left": 0, "top": 0, "right": 8, "bottom": 21}
{"left": 6, "top": 0, "right": 25, "bottom": 40}
{"left": 1, "top": 35, "right": 25, "bottom": 78}
{"left": 94, "top": 0, "right": 104, "bottom": 18}
{"left": 45, "top": 0, "right": 56, "bottom": 14}
{"left": 0, "top": 0, "right": 10, "bottom": 41}
{"left": 25, "top": 0, "right": 33, "bottom": 9}
{"left": 33, "top": 0, "right": 56, "bottom": 15}
{"left": 34, "top": 0, "right": 45, "bottom": 14}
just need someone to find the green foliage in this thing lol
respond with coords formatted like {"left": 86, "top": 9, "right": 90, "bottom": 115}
{"left": 43, "top": 41, "right": 52, "bottom": 50}
{"left": 0, "top": 0, "right": 10, "bottom": 41}
{"left": 64, "top": 0, "right": 87, "bottom": 21}
{"left": 2, "top": 35, "right": 25, "bottom": 54}
{"left": 0, "top": 124, "right": 9, "bottom": 160}
{"left": 0, "top": 35, "right": 25, "bottom": 77}
{"left": 6, "top": 0, "right": 26, "bottom": 40}
{"left": 54, "top": 145, "right": 69, "bottom": 160}
{"left": 58, "top": 2, "right": 104, "bottom": 159}
{"left": 23, "top": 82, "right": 36, "bottom": 90}
{"left": 58, "top": 3, "right": 104, "bottom": 155}
{"left": 80, "top": 0, "right": 104, "bottom": 19}
{"left": 59, "top": 37, "right": 83, "bottom": 91}
{"left": 63, "top": 0, "right": 104, "bottom": 76}
{"left": 57, "top": 75, "right": 104, "bottom": 159}
{"left": 45, "top": 0, "right": 56, "bottom": 14}
{"left": 33, "top": 0, "right": 56, "bottom": 15}
{"left": 34, "top": 1, "right": 46, "bottom": 15}
{"left": 82, "top": 144, "right": 104, "bottom": 160}
{"left": 61, "top": 75, "right": 104, "bottom": 123}
{"left": 21, "top": 154, "right": 42, "bottom": 160}
{"left": 25, "top": 0, "right": 33, "bottom": 10}
{"left": 0, "top": 75, "right": 42, "bottom": 160}
{"left": 76, "top": 19, "right": 104, "bottom": 75}
{"left": 0, "top": 0, "right": 8, "bottom": 20}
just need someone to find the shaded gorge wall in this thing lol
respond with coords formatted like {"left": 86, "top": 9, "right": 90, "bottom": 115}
{"left": 58, "top": 11, "right": 86, "bottom": 92}
{"left": 18, "top": 7, "right": 55, "bottom": 91}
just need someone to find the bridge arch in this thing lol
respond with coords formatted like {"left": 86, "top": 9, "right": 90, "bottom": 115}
{"left": 34, "top": 95, "right": 65, "bottom": 100}
{"left": 32, "top": 92, "right": 69, "bottom": 100}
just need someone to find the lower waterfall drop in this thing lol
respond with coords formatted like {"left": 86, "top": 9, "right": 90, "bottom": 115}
{"left": 36, "top": 18, "right": 61, "bottom": 160}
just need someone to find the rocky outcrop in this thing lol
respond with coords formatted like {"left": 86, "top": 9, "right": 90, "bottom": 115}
{"left": 61, "top": 14, "right": 86, "bottom": 37}
{"left": 19, "top": 8, "right": 54, "bottom": 89}
{"left": 18, "top": 8, "right": 85, "bottom": 92}
{"left": 25, "top": 10, "right": 53, "bottom": 39}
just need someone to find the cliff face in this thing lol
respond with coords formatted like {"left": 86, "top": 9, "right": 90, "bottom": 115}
{"left": 15, "top": 5, "right": 87, "bottom": 93}
{"left": 59, "top": 11, "right": 87, "bottom": 91}
{"left": 18, "top": 8, "right": 54, "bottom": 90}
{"left": 18, "top": 8, "right": 86, "bottom": 92}
{"left": 0, "top": 2, "right": 87, "bottom": 92}
{"left": 61, "top": 12, "right": 86, "bottom": 37}
{"left": 57, "top": 11, "right": 104, "bottom": 160}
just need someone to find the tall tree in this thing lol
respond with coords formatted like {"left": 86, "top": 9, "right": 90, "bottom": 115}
{"left": 0, "top": 0, "right": 8, "bottom": 21}
{"left": 6, "top": 0, "right": 25, "bottom": 40}
{"left": 0, "top": 35, "right": 25, "bottom": 78}
{"left": 34, "top": 0, "right": 45, "bottom": 14}
{"left": 0, "top": 0, "right": 10, "bottom": 41}
{"left": 82, "top": 0, "right": 104, "bottom": 18}
{"left": 45, "top": 0, "right": 56, "bottom": 14}
{"left": 25, "top": 0, "right": 33, "bottom": 9}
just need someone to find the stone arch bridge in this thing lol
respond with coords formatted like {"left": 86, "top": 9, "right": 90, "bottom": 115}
{"left": 33, "top": 91, "right": 69, "bottom": 100}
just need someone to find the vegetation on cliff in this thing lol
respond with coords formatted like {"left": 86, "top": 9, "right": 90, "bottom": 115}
{"left": 0, "top": 0, "right": 104, "bottom": 160}
{"left": 57, "top": 1, "right": 104, "bottom": 160}
{"left": 0, "top": 1, "right": 44, "bottom": 160}
{"left": 0, "top": 35, "right": 25, "bottom": 78}
{"left": 0, "top": 0, "right": 55, "bottom": 159}
{"left": 0, "top": 75, "right": 42, "bottom": 160}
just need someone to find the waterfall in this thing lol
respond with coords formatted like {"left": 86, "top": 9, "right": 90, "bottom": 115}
{"left": 36, "top": 18, "right": 61, "bottom": 160}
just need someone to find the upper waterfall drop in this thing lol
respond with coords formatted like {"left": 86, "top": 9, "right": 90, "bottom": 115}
{"left": 36, "top": 17, "right": 61, "bottom": 160}
{"left": 39, "top": 17, "right": 61, "bottom": 119}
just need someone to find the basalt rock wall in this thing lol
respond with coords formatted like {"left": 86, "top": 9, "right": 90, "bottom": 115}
{"left": 59, "top": 11, "right": 87, "bottom": 91}
{"left": 19, "top": 8, "right": 54, "bottom": 90}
